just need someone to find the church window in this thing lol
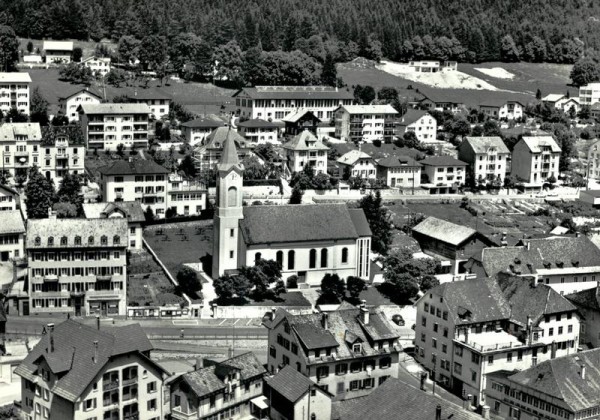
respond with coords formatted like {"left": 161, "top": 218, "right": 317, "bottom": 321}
{"left": 288, "top": 251, "right": 295, "bottom": 270}
{"left": 227, "top": 187, "right": 238, "bottom": 207}
{"left": 309, "top": 249, "right": 317, "bottom": 269}
{"left": 255, "top": 252, "right": 262, "bottom": 263}
{"left": 320, "top": 249, "right": 328, "bottom": 268}
{"left": 341, "top": 247, "right": 349, "bottom": 264}
{"left": 276, "top": 251, "right": 284, "bottom": 267}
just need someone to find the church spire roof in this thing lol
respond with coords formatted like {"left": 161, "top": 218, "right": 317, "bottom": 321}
{"left": 217, "top": 127, "right": 242, "bottom": 172}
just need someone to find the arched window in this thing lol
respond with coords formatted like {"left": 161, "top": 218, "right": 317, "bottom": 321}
{"left": 341, "top": 247, "right": 349, "bottom": 264}
{"left": 47, "top": 237, "right": 54, "bottom": 246}
{"left": 309, "top": 249, "right": 317, "bottom": 269}
{"left": 34, "top": 236, "right": 41, "bottom": 246}
{"left": 88, "top": 236, "right": 94, "bottom": 245}
{"left": 254, "top": 252, "right": 262, "bottom": 263}
{"left": 288, "top": 251, "right": 295, "bottom": 270}
{"left": 60, "top": 236, "right": 68, "bottom": 246}
{"left": 101, "top": 235, "right": 108, "bottom": 245}
{"left": 276, "top": 251, "right": 284, "bottom": 268}
{"left": 320, "top": 249, "right": 328, "bottom": 268}
{"left": 113, "top": 235, "right": 120, "bottom": 245}
{"left": 227, "top": 186, "right": 238, "bottom": 207}
{"left": 74, "top": 236, "right": 81, "bottom": 246}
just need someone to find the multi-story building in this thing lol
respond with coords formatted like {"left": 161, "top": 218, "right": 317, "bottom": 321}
{"left": 334, "top": 105, "right": 399, "bottom": 143}
{"left": 282, "top": 109, "right": 321, "bottom": 136}
{"left": 566, "top": 284, "right": 600, "bottom": 349}
{"left": 26, "top": 217, "right": 128, "bottom": 317}
{"left": 43, "top": 41, "right": 73, "bottom": 63}
{"left": 83, "top": 201, "right": 146, "bottom": 251}
{"left": 0, "top": 184, "right": 20, "bottom": 211}
{"left": 420, "top": 156, "right": 467, "bottom": 194}
{"left": 233, "top": 86, "right": 354, "bottom": 122}
{"left": 125, "top": 89, "right": 171, "bottom": 120}
{"left": 181, "top": 116, "right": 227, "bottom": 146}
{"left": 0, "top": 72, "right": 31, "bottom": 115}
{"left": 485, "top": 348, "right": 600, "bottom": 420}
{"left": 167, "top": 173, "right": 207, "bottom": 217}
{"left": 579, "top": 82, "right": 600, "bottom": 106}
{"left": 82, "top": 56, "right": 111, "bottom": 77}
{"left": 98, "top": 159, "right": 169, "bottom": 219}
{"left": 586, "top": 139, "right": 600, "bottom": 181}
{"left": 16, "top": 319, "right": 170, "bottom": 420}
{"left": 263, "top": 303, "right": 400, "bottom": 400}
{"left": 458, "top": 136, "right": 510, "bottom": 186}
{"left": 170, "top": 352, "right": 267, "bottom": 420}
{"left": 193, "top": 126, "right": 254, "bottom": 172}
{"left": 468, "top": 236, "right": 600, "bottom": 296}
{"left": 397, "top": 109, "right": 437, "bottom": 143}
{"left": 281, "top": 130, "right": 329, "bottom": 175}
{"left": 479, "top": 100, "right": 524, "bottom": 120}
{"left": 58, "top": 87, "right": 102, "bottom": 122}
{"left": 237, "top": 119, "right": 280, "bottom": 144}
{"left": 336, "top": 150, "right": 377, "bottom": 179}
{"left": 417, "top": 92, "right": 464, "bottom": 113}
{"left": 79, "top": 103, "right": 152, "bottom": 151}
{"left": 414, "top": 274, "right": 580, "bottom": 408}
{"left": 511, "top": 136, "right": 561, "bottom": 185}
{"left": 376, "top": 155, "right": 422, "bottom": 189}
{"left": 0, "top": 210, "right": 25, "bottom": 262}
{"left": 0, "top": 123, "right": 85, "bottom": 185}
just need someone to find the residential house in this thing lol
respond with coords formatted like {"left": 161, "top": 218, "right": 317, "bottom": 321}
{"left": 82, "top": 56, "right": 111, "bottom": 77}
{"left": 193, "top": 126, "right": 254, "bottom": 172}
{"left": 237, "top": 119, "right": 280, "bottom": 144}
{"left": 26, "top": 217, "right": 128, "bottom": 316}
{"left": 263, "top": 303, "right": 400, "bottom": 400}
{"left": 397, "top": 109, "right": 437, "bottom": 143}
{"left": 336, "top": 150, "right": 377, "bottom": 179}
{"left": 181, "top": 116, "right": 227, "bottom": 146}
{"left": 58, "top": 87, "right": 102, "bottom": 122}
{"left": 334, "top": 105, "right": 399, "bottom": 143}
{"left": 511, "top": 136, "right": 561, "bottom": 186}
{"left": 420, "top": 156, "right": 467, "bottom": 194}
{"left": 212, "top": 136, "right": 371, "bottom": 283}
{"left": 282, "top": 109, "right": 321, "bottom": 136}
{"left": 79, "top": 103, "right": 152, "bottom": 151}
{"left": 458, "top": 137, "right": 510, "bottom": 186}
{"left": 376, "top": 155, "right": 422, "bottom": 189}
{"left": 0, "top": 210, "right": 25, "bottom": 262}
{"left": 485, "top": 348, "right": 600, "bottom": 420}
{"left": 468, "top": 236, "right": 600, "bottom": 296}
{"left": 265, "top": 365, "right": 332, "bottom": 420}
{"left": 170, "top": 352, "right": 267, "bottom": 420}
{"left": 586, "top": 139, "right": 600, "bottom": 181}
{"left": 0, "top": 184, "right": 20, "bottom": 211}
{"left": 566, "top": 284, "right": 600, "bottom": 348}
{"left": 0, "top": 72, "right": 31, "bottom": 115}
{"left": 417, "top": 93, "right": 464, "bottom": 113}
{"left": 43, "top": 41, "right": 73, "bottom": 63}
{"left": 542, "top": 94, "right": 580, "bottom": 114}
{"left": 233, "top": 86, "right": 354, "bottom": 122}
{"left": 125, "top": 89, "right": 172, "bottom": 120}
{"left": 98, "top": 159, "right": 169, "bottom": 219}
{"left": 479, "top": 100, "right": 524, "bottom": 120}
{"left": 408, "top": 60, "right": 458, "bottom": 73}
{"left": 591, "top": 103, "right": 600, "bottom": 119}
{"left": 579, "top": 82, "right": 600, "bottom": 106}
{"left": 16, "top": 320, "right": 170, "bottom": 420}
{"left": 281, "top": 130, "right": 329, "bottom": 175}
{"left": 415, "top": 274, "right": 581, "bottom": 408}
{"left": 82, "top": 201, "right": 146, "bottom": 251}
{"left": 167, "top": 173, "right": 207, "bottom": 217}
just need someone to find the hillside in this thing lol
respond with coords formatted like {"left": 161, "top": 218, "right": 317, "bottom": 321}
{"left": 2, "top": 0, "right": 600, "bottom": 64}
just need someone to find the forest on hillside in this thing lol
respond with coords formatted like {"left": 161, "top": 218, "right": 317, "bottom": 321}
{"left": 1, "top": 0, "right": 600, "bottom": 64}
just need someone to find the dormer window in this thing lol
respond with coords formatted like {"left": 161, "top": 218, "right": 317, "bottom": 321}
{"left": 47, "top": 237, "right": 54, "bottom": 246}
{"left": 60, "top": 236, "right": 68, "bottom": 246}
{"left": 34, "top": 236, "right": 41, "bottom": 246}
{"left": 75, "top": 236, "right": 81, "bottom": 246}
{"left": 352, "top": 343, "right": 362, "bottom": 353}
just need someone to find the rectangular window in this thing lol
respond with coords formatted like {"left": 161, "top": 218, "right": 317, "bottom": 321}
{"left": 147, "top": 381, "right": 157, "bottom": 393}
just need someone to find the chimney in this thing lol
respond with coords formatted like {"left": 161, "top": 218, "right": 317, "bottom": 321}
{"left": 48, "top": 208, "right": 57, "bottom": 219}
{"left": 580, "top": 365, "right": 586, "bottom": 379}
{"left": 360, "top": 306, "right": 370, "bottom": 325}
{"left": 93, "top": 340, "right": 98, "bottom": 363}
{"left": 435, "top": 404, "right": 442, "bottom": 420}
{"left": 271, "top": 307, "right": 277, "bottom": 321}
{"left": 96, "top": 315, "right": 100, "bottom": 330}
{"left": 47, "top": 323, "right": 55, "bottom": 353}
{"left": 321, "top": 313, "right": 329, "bottom": 330}
{"left": 195, "top": 357, "right": 203, "bottom": 370}
{"left": 481, "top": 405, "right": 490, "bottom": 419}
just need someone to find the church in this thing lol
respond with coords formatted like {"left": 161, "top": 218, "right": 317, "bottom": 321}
{"left": 212, "top": 131, "right": 372, "bottom": 287}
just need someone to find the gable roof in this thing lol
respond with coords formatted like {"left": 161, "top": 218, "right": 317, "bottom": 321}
{"left": 520, "top": 136, "right": 562, "bottom": 153}
{"left": 462, "top": 136, "right": 510, "bottom": 154}
{"left": 196, "top": 126, "right": 252, "bottom": 151}
{"left": 0, "top": 210, "right": 25, "bottom": 235}
{"left": 337, "top": 150, "right": 373, "bottom": 166}
{"left": 542, "top": 94, "right": 566, "bottom": 102}
{"left": 83, "top": 201, "right": 145, "bottom": 223}
{"left": 41, "top": 125, "right": 85, "bottom": 146}
{"left": 281, "top": 108, "right": 321, "bottom": 123}
{"left": 376, "top": 155, "right": 421, "bottom": 168}
{"left": 58, "top": 87, "right": 103, "bottom": 101}
{"left": 240, "top": 204, "right": 369, "bottom": 245}
{"left": 566, "top": 288, "right": 600, "bottom": 311}
{"left": 360, "top": 143, "right": 423, "bottom": 160}
{"left": 79, "top": 103, "right": 152, "bottom": 115}
{"left": 0, "top": 72, "right": 32, "bottom": 83}
{"left": 338, "top": 105, "right": 398, "bottom": 115}
{"left": 412, "top": 216, "right": 476, "bottom": 246}
{"left": 26, "top": 218, "right": 128, "bottom": 248}
{"left": 0, "top": 184, "right": 18, "bottom": 196}
{"left": 237, "top": 118, "right": 279, "bottom": 128}
{"left": 0, "top": 122, "right": 42, "bottom": 141}
{"left": 420, "top": 156, "right": 467, "bottom": 167}
{"left": 265, "top": 365, "right": 318, "bottom": 402}
{"left": 347, "top": 209, "right": 372, "bottom": 237}
{"left": 97, "top": 159, "right": 169, "bottom": 176}
{"left": 126, "top": 89, "right": 171, "bottom": 101}
{"left": 398, "top": 109, "right": 430, "bottom": 126}
{"left": 14, "top": 320, "right": 154, "bottom": 402}
{"left": 281, "top": 130, "right": 329, "bottom": 151}
{"left": 479, "top": 99, "right": 524, "bottom": 108}
{"left": 234, "top": 86, "right": 353, "bottom": 100}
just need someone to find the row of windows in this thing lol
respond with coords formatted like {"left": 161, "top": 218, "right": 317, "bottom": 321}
{"left": 491, "top": 381, "right": 572, "bottom": 419}
{"left": 31, "top": 251, "right": 122, "bottom": 262}
{"left": 33, "top": 235, "right": 121, "bottom": 247}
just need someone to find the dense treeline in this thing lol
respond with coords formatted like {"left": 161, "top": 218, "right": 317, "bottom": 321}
{"left": 1, "top": 0, "right": 600, "bottom": 65}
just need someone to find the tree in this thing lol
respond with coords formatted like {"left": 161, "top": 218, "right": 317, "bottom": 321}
{"left": 176, "top": 266, "right": 203, "bottom": 296}
{"left": 52, "top": 201, "right": 78, "bottom": 218}
{"left": 116, "top": 143, "right": 125, "bottom": 157}
{"left": 178, "top": 155, "right": 197, "bottom": 178}
{"left": 395, "top": 131, "right": 420, "bottom": 149}
{"left": 380, "top": 249, "right": 440, "bottom": 302}
{"left": 359, "top": 190, "right": 393, "bottom": 255}
{"left": 26, "top": 41, "right": 33, "bottom": 54}
{"left": 570, "top": 57, "right": 600, "bottom": 86}
{"left": 72, "top": 47, "right": 83, "bottom": 62}
{"left": 321, "top": 53, "right": 337, "bottom": 86}
{"left": 144, "top": 206, "right": 154, "bottom": 222}
{"left": 138, "top": 35, "right": 167, "bottom": 72}
{"left": 500, "top": 35, "right": 520, "bottom": 62}
{"left": 238, "top": 259, "right": 282, "bottom": 299}
{"left": 24, "top": 166, "right": 56, "bottom": 219}
{"left": 346, "top": 276, "right": 366, "bottom": 301}
{"left": 106, "top": 68, "right": 127, "bottom": 87}
{"left": 377, "top": 87, "right": 399, "bottom": 102}
{"left": 56, "top": 172, "right": 83, "bottom": 216}
{"left": 354, "top": 85, "right": 376, "bottom": 105}
{"left": 0, "top": 25, "right": 19, "bottom": 72}
{"left": 5, "top": 107, "right": 27, "bottom": 122}
{"left": 30, "top": 87, "right": 49, "bottom": 126}
{"left": 319, "top": 273, "right": 345, "bottom": 303}
{"left": 536, "top": 89, "right": 542, "bottom": 100}
{"left": 483, "top": 120, "right": 502, "bottom": 137}
{"left": 289, "top": 184, "right": 303, "bottom": 204}
{"left": 212, "top": 40, "right": 245, "bottom": 87}
{"left": 214, "top": 273, "right": 251, "bottom": 301}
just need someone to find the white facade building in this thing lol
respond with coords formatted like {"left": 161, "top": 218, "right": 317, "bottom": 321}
{"left": 579, "top": 82, "right": 600, "bottom": 106}
{"left": 43, "top": 41, "right": 73, "bottom": 63}
{"left": 336, "top": 150, "right": 377, "bottom": 179}
{"left": 334, "top": 105, "right": 399, "bottom": 143}
{"left": 0, "top": 72, "right": 31, "bottom": 115}
{"left": 58, "top": 88, "right": 102, "bottom": 122}
{"left": 397, "top": 109, "right": 437, "bottom": 142}
{"left": 281, "top": 130, "right": 329, "bottom": 175}
{"left": 511, "top": 136, "right": 561, "bottom": 185}
{"left": 479, "top": 100, "right": 524, "bottom": 120}
{"left": 458, "top": 136, "right": 510, "bottom": 185}
{"left": 82, "top": 56, "right": 111, "bottom": 77}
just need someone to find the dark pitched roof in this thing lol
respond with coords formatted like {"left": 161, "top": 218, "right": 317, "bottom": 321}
{"left": 412, "top": 216, "right": 476, "bottom": 246}
{"left": 347, "top": 209, "right": 372, "bottom": 237}
{"left": 234, "top": 86, "right": 354, "bottom": 100}
{"left": 361, "top": 143, "right": 423, "bottom": 160}
{"left": 97, "top": 159, "right": 169, "bottom": 175}
{"left": 566, "top": 288, "right": 600, "bottom": 311}
{"left": 479, "top": 99, "right": 524, "bottom": 107}
{"left": 240, "top": 204, "right": 369, "bottom": 245}
{"left": 237, "top": 118, "right": 279, "bottom": 128}
{"left": 58, "top": 87, "right": 103, "bottom": 101}
{"left": 26, "top": 218, "right": 128, "bottom": 248}
{"left": 196, "top": 126, "right": 252, "bottom": 151}
{"left": 398, "top": 109, "right": 430, "bottom": 126}
{"left": 181, "top": 116, "right": 227, "bottom": 129}
{"left": 216, "top": 352, "right": 266, "bottom": 381}
{"left": 82, "top": 201, "right": 145, "bottom": 223}
{"left": 462, "top": 136, "right": 510, "bottom": 154}
{"left": 421, "top": 156, "right": 467, "bottom": 167}
{"left": 0, "top": 184, "right": 18, "bottom": 196}
{"left": 14, "top": 320, "right": 154, "bottom": 402}
{"left": 217, "top": 128, "right": 242, "bottom": 172}
{"left": 41, "top": 125, "right": 85, "bottom": 146}
{"left": 282, "top": 130, "right": 329, "bottom": 151}
{"left": 265, "top": 365, "right": 316, "bottom": 402}
{"left": 376, "top": 155, "right": 421, "bottom": 168}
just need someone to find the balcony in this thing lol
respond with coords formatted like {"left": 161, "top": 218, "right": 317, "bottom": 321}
{"left": 44, "top": 274, "right": 58, "bottom": 282}
{"left": 123, "top": 414, "right": 139, "bottom": 420}
{"left": 96, "top": 275, "right": 112, "bottom": 281}
{"left": 122, "top": 377, "right": 138, "bottom": 387}
{"left": 171, "top": 408, "right": 198, "bottom": 420}
{"left": 454, "top": 330, "right": 535, "bottom": 353}
{"left": 14, "top": 150, "right": 29, "bottom": 157}
{"left": 31, "top": 290, "right": 70, "bottom": 298}
{"left": 103, "top": 380, "right": 119, "bottom": 392}
{"left": 70, "top": 290, "right": 86, "bottom": 297}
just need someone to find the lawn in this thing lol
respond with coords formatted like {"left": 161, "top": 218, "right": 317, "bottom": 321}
{"left": 127, "top": 250, "right": 183, "bottom": 306}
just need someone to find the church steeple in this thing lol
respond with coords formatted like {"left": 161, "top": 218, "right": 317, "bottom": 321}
{"left": 217, "top": 128, "right": 243, "bottom": 173}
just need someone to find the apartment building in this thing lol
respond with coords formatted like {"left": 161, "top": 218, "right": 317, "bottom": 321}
{"left": 479, "top": 100, "right": 524, "bottom": 120}
{"left": 98, "top": 159, "right": 169, "bottom": 219}
{"left": 376, "top": 155, "right": 422, "bottom": 188}
{"left": 566, "top": 284, "right": 600, "bottom": 349}
{"left": 181, "top": 116, "right": 227, "bottom": 146}
{"left": 193, "top": 126, "right": 254, "bottom": 172}
{"left": 334, "top": 105, "right": 399, "bottom": 143}
{"left": 26, "top": 217, "right": 128, "bottom": 317}
{"left": 0, "top": 210, "right": 25, "bottom": 262}
{"left": 79, "top": 103, "right": 152, "bottom": 151}
{"left": 83, "top": 201, "right": 145, "bottom": 251}
{"left": 468, "top": 236, "right": 600, "bottom": 296}
{"left": 336, "top": 150, "right": 377, "bottom": 179}
{"left": 82, "top": 56, "right": 111, "bottom": 77}
{"left": 281, "top": 130, "right": 329, "bottom": 174}
{"left": 166, "top": 173, "right": 207, "bottom": 217}
{"left": 170, "top": 352, "right": 267, "bottom": 420}
{"left": 511, "top": 136, "right": 561, "bottom": 186}
{"left": 0, "top": 72, "right": 31, "bottom": 115}
{"left": 414, "top": 275, "right": 580, "bottom": 408}
{"left": 586, "top": 139, "right": 600, "bottom": 180}
{"left": 125, "top": 89, "right": 172, "bottom": 120}
{"left": 58, "top": 87, "right": 102, "bottom": 122}
{"left": 16, "top": 320, "right": 170, "bottom": 420}
{"left": 579, "top": 82, "right": 600, "bottom": 106}
{"left": 485, "top": 348, "right": 600, "bottom": 420}
{"left": 263, "top": 303, "right": 401, "bottom": 401}
{"left": 397, "top": 109, "right": 437, "bottom": 142}
{"left": 233, "top": 86, "right": 354, "bottom": 122}
{"left": 43, "top": 41, "right": 73, "bottom": 63}
{"left": 237, "top": 119, "right": 280, "bottom": 144}
{"left": 0, "top": 123, "right": 85, "bottom": 185}
{"left": 458, "top": 137, "right": 510, "bottom": 186}
{"left": 420, "top": 156, "right": 467, "bottom": 194}
{"left": 0, "top": 184, "right": 20, "bottom": 211}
